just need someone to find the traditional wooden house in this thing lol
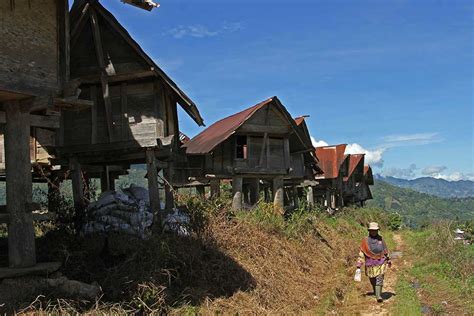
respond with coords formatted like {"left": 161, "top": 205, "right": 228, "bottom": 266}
{"left": 287, "top": 116, "right": 321, "bottom": 208}
{"left": 55, "top": 0, "right": 204, "bottom": 218}
{"left": 342, "top": 154, "right": 365, "bottom": 206}
{"left": 0, "top": 0, "right": 73, "bottom": 269}
{"left": 182, "top": 97, "right": 309, "bottom": 212}
{"left": 313, "top": 144, "right": 349, "bottom": 210}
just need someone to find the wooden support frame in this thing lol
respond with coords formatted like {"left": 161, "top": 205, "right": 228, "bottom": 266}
{"left": 4, "top": 101, "right": 36, "bottom": 268}
{"left": 89, "top": 9, "right": 115, "bottom": 142}
{"left": 210, "top": 179, "right": 220, "bottom": 198}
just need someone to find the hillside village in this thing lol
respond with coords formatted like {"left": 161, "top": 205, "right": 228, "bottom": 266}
{"left": 0, "top": 0, "right": 374, "bottom": 271}
{"left": 0, "top": 1, "right": 472, "bottom": 314}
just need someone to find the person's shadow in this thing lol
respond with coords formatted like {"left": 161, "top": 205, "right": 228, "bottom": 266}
{"left": 364, "top": 291, "right": 396, "bottom": 301}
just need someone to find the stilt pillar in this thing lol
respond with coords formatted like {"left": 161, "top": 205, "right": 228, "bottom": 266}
{"left": 307, "top": 186, "right": 314, "bottom": 207}
{"left": 196, "top": 185, "right": 205, "bottom": 197}
{"left": 5, "top": 101, "right": 36, "bottom": 268}
{"left": 263, "top": 185, "right": 271, "bottom": 202}
{"left": 70, "top": 157, "right": 86, "bottom": 230}
{"left": 210, "top": 179, "right": 220, "bottom": 198}
{"left": 232, "top": 176, "right": 243, "bottom": 211}
{"left": 249, "top": 178, "right": 260, "bottom": 205}
{"left": 163, "top": 164, "right": 174, "bottom": 210}
{"left": 146, "top": 150, "right": 161, "bottom": 227}
{"left": 273, "top": 176, "right": 284, "bottom": 214}
{"left": 292, "top": 186, "right": 299, "bottom": 209}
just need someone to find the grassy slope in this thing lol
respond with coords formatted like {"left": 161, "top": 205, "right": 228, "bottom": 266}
{"left": 368, "top": 180, "right": 474, "bottom": 227}
{"left": 392, "top": 225, "right": 473, "bottom": 315}
{"left": 0, "top": 201, "right": 396, "bottom": 314}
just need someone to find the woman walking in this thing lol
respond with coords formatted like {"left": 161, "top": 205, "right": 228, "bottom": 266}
{"left": 356, "top": 222, "right": 391, "bottom": 302}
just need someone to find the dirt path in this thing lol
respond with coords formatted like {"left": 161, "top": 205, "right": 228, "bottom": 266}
{"left": 333, "top": 233, "right": 409, "bottom": 315}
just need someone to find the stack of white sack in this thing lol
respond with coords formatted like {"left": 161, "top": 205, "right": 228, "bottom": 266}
{"left": 82, "top": 185, "right": 154, "bottom": 239}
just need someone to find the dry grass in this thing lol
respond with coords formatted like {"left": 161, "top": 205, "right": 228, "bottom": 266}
{"left": 0, "top": 199, "right": 394, "bottom": 315}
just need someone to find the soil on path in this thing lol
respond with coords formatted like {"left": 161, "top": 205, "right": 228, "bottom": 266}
{"left": 333, "top": 233, "right": 409, "bottom": 315}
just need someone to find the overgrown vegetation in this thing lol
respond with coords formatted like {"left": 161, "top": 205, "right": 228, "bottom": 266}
{"left": 0, "top": 186, "right": 401, "bottom": 314}
{"left": 392, "top": 223, "right": 474, "bottom": 315}
{"left": 368, "top": 180, "right": 474, "bottom": 227}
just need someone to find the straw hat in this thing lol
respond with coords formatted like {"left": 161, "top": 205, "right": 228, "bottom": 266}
{"left": 368, "top": 222, "right": 380, "bottom": 230}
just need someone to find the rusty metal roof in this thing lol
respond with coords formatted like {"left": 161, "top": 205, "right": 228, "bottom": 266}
{"left": 343, "top": 154, "right": 365, "bottom": 181}
{"left": 185, "top": 96, "right": 303, "bottom": 155}
{"left": 314, "top": 144, "right": 347, "bottom": 179}
{"left": 294, "top": 116, "right": 305, "bottom": 126}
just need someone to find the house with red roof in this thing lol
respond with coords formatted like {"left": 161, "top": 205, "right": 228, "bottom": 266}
{"left": 313, "top": 144, "right": 350, "bottom": 211}
{"left": 342, "top": 154, "right": 366, "bottom": 206}
{"left": 181, "top": 96, "right": 316, "bottom": 212}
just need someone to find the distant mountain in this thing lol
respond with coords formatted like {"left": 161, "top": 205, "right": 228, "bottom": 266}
{"left": 368, "top": 180, "right": 474, "bottom": 227}
{"left": 374, "top": 175, "right": 474, "bottom": 198}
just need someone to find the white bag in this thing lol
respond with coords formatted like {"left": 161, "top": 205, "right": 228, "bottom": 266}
{"left": 354, "top": 268, "right": 362, "bottom": 282}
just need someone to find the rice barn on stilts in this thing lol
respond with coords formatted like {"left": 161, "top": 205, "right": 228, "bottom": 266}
{"left": 180, "top": 97, "right": 318, "bottom": 213}
{"left": 53, "top": 0, "right": 204, "bottom": 229}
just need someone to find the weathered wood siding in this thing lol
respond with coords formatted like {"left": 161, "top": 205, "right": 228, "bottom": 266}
{"left": 0, "top": 0, "right": 65, "bottom": 97}
{"left": 62, "top": 80, "right": 174, "bottom": 150}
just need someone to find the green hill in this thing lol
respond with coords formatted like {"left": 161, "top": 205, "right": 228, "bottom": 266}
{"left": 367, "top": 180, "right": 474, "bottom": 227}
{"left": 377, "top": 175, "right": 474, "bottom": 198}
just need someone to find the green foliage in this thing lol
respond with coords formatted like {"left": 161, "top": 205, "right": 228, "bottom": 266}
{"left": 387, "top": 212, "right": 402, "bottom": 230}
{"left": 392, "top": 276, "right": 422, "bottom": 315}
{"left": 368, "top": 180, "right": 474, "bottom": 228}
{"left": 402, "top": 223, "right": 474, "bottom": 314}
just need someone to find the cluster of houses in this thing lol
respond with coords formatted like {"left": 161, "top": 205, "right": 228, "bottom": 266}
{"left": 0, "top": 0, "right": 373, "bottom": 272}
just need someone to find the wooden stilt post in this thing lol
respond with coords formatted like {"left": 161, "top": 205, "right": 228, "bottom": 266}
{"left": 196, "top": 185, "right": 205, "bottom": 197}
{"left": 232, "top": 176, "right": 243, "bottom": 211}
{"left": 292, "top": 186, "right": 299, "bottom": 209}
{"left": 263, "top": 185, "right": 270, "bottom": 202}
{"left": 163, "top": 164, "right": 174, "bottom": 210}
{"left": 5, "top": 101, "right": 36, "bottom": 268}
{"left": 273, "top": 176, "right": 284, "bottom": 214}
{"left": 146, "top": 149, "right": 161, "bottom": 228}
{"left": 243, "top": 183, "right": 250, "bottom": 205}
{"left": 307, "top": 186, "right": 314, "bottom": 207}
{"left": 249, "top": 178, "right": 260, "bottom": 205}
{"left": 210, "top": 179, "right": 220, "bottom": 199}
{"left": 70, "top": 157, "right": 85, "bottom": 231}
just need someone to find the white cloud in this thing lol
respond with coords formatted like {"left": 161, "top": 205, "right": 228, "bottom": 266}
{"left": 421, "top": 165, "right": 447, "bottom": 177}
{"left": 165, "top": 22, "right": 242, "bottom": 39}
{"left": 310, "top": 136, "right": 328, "bottom": 148}
{"left": 345, "top": 143, "right": 385, "bottom": 167}
{"left": 381, "top": 164, "right": 417, "bottom": 179}
{"left": 434, "top": 172, "right": 474, "bottom": 181}
{"left": 382, "top": 132, "right": 442, "bottom": 148}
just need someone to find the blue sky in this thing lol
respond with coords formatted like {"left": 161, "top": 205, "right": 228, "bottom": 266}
{"left": 103, "top": 0, "right": 473, "bottom": 180}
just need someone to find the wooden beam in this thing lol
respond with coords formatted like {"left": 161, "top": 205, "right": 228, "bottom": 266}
{"left": 121, "top": 83, "right": 128, "bottom": 141}
{"left": 90, "top": 9, "right": 115, "bottom": 142}
{"left": 238, "top": 124, "right": 290, "bottom": 135}
{"left": 91, "top": 85, "right": 97, "bottom": 144}
{"left": 258, "top": 132, "right": 268, "bottom": 167}
{"left": 283, "top": 138, "right": 290, "bottom": 169}
{"left": 4, "top": 101, "right": 36, "bottom": 268}
{"left": 74, "top": 70, "right": 156, "bottom": 85}
{"left": 69, "top": 158, "right": 85, "bottom": 229}
{"left": 0, "top": 262, "right": 62, "bottom": 280}
{"left": 0, "top": 112, "right": 59, "bottom": 129}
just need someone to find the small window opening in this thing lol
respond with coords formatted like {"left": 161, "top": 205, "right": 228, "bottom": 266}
{"left": 236, "top": 136, "right": 248, "bottom": 159}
